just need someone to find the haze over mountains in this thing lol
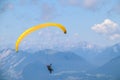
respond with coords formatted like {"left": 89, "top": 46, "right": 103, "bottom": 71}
{"left": 0, "top": 42, "right": 120, "bottom": 80}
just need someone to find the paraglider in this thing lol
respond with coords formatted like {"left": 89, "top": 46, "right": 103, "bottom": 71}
{"left": 46, "top": 64, "right": 54, "bottom": 74}
{"left": 15, "top": 22, "right": 67, "bottom": 74}
{"left": 15, "top": 22, "right": 67, "bottom": 52}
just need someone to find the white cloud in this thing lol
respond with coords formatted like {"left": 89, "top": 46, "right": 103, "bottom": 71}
{"left": 20, "top": 28, "right": 99, "bottom": 51}
{"left": 91, "top": 19, "right": 120, "bottom": 41}
{"left": 19, "top": 29, "right": 82, "bottom": 51}
{"left": 109, "top": 34, "right": 120, "bottom": 40}
{"left": 91, "top": 19, "right": 118, "bottom": 34}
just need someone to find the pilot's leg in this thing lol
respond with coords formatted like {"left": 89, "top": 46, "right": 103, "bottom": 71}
{"left": 50, "top": 69, "right": 53, "bottom": 74}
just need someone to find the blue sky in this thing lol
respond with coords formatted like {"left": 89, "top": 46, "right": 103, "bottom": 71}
{"left": 0, "top": 0, "right": 120, "bottom": 50}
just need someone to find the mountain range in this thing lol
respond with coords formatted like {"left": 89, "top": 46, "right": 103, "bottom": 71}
{"left": 0, "top": 42, "right": 120, "bottom": 80}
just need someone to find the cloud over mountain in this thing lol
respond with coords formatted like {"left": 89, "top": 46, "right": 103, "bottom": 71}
{"left": 19, "top": 29, "right": 82, "bottom": 51}
{"left": 91, "top": 19, "right": 120, "bottom": 40}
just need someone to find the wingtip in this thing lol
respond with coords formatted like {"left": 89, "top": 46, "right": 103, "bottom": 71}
{"left": 15, "top": 49, "right": 18, "bottom": 53}
{"left": 64, "top": 31, "right": 67, "bottom": 34}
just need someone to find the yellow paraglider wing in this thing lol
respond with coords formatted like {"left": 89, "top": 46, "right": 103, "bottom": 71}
{"left": 15, "top": 23, "right": 67, "bottom": 52}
